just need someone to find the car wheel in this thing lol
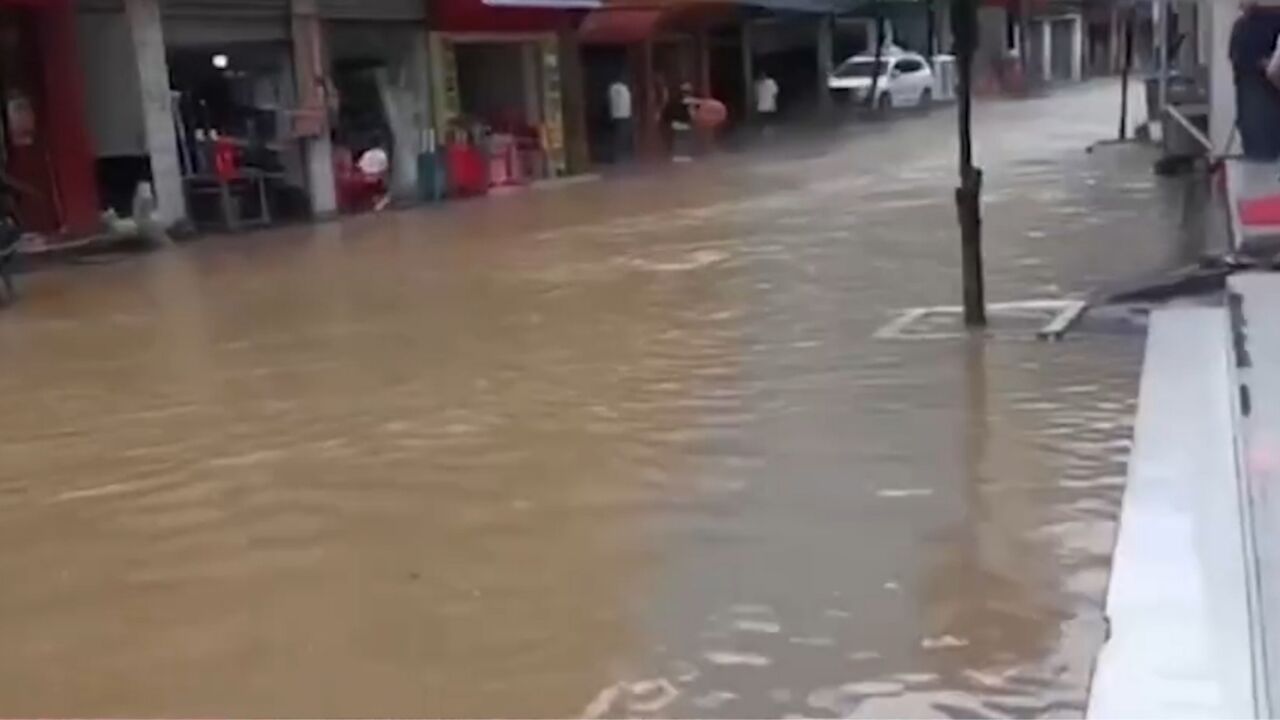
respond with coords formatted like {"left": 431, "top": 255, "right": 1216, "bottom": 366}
{"left": 919, "top": 88, "right": 933, "bottom": 109}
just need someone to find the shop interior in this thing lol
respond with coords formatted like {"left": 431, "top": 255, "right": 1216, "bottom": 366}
{"left": 580, "top": 44, "right": 628, "bottom": 164}
{"left": 452, "top": 40, "right": 549, "bottom": 186}
{"left": 167, "top": 41, "right": 309, "bottom": 229}
{"left": 327, "top": 22, "right": 427, "bottom": 212}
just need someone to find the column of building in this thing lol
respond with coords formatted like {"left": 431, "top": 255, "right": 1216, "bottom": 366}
{"left": 124, "top": 0, "right": 185, "bottom": 226}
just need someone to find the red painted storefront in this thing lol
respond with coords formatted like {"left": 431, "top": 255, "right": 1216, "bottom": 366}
{"left": 0, "top": 0, "right": 98, "bottom": 238}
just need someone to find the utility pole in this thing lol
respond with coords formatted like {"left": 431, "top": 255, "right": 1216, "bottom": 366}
{"left": 1118, "top": 6, "right": 1135, "bottom": 140}
{"left": 866, "top": 6, "right": 887, "bottom": 112}
{"left": 1018, "top": 0, "right": 1032, "bottom": 93}
{"left": 952, "top": 0, "right": 986, "bottom": 326}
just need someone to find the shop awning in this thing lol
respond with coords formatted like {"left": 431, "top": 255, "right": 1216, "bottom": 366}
{"left": 578, "top": 7, "right": 665, "bottom": 43}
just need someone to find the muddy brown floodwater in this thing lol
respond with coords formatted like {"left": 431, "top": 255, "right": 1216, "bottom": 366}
{"left": 0, "top": 82, "right": 1190, "bottom": 717}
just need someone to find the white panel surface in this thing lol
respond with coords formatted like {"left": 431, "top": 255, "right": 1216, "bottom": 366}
{"left": 1088, "top": 307, "right": 1257, "bottom": 719}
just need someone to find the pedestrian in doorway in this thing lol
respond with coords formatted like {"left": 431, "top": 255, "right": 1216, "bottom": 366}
{"left": 608, "top": 76, "right": 634, "bottom": 163}
{"left": 1230, "top": 0, "right": 1280, "bottom": 160}
{"left": 664, "top": 82, "right": 696, "bottom": 161}
{"left": 754, "top": 71, "right": 779, "bottom": 136}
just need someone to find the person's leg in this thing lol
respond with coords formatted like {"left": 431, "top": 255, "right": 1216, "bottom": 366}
{"left": 1237, "top": 81, "right": 1273, "bottom": 159}
{"left": 1260, "top": 91, "right": 1280, "bottom": 160}
{"left": 672, "top": 124, "right": 693, "bottom": 160}
{"left": 615, "top": 118, "right": 633, "bottom": 162}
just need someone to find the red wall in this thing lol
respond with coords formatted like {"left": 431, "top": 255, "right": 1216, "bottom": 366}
{"left": 0, "top": 0, "right": 99, "bottom": 237}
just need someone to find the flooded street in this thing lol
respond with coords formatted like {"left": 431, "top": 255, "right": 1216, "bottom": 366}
{"left": 0, "top": 81, "right": 1190, "bottom": 717}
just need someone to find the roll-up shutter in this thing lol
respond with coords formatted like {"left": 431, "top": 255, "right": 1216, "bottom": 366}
{"left": 77, "top": 0, "right": 124, "bottom": 12}
{"left": 159, "top": 0, "right": 290, "bottom": 45}
{"left": 161, "top": 0, "right": 290, "bottom": 18}
{"left": 318, "top": 0, "right": 426, "bottom": 21}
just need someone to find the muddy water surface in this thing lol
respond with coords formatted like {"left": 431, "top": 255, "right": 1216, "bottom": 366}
{"left": 0, "top": 82, "right": 1186, "bottom": 717}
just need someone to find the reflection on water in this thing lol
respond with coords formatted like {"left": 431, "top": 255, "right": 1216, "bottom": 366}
{"left": 1, "top": 82, "right": 1168, "bottom": 717}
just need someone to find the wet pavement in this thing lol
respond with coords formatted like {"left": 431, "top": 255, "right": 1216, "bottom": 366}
{"left": 0, "top": 81, "right": 1196, "bottom": 717}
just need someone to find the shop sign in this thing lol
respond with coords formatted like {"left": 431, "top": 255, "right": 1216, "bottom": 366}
{"left": 441, "top": 40, "right": 460, "bottom": 126}
{"left": 5, "top": 93, "right": 35, "bottom": 147}
{"left": 429, "top": 34, "right": 462, "bottom": 136}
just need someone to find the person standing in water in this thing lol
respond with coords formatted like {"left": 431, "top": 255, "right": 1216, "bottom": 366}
{"left": 754, "top": 71, "right": 779, "bottom": 136}
{"left": 1230, "top": 0, "right": 1280, "bottom": 159}
{"left": 607, "top": 76, "right": 634, "bottom": 163}
{"left": 664, "top": 82, "right": 696, "bottom": 161}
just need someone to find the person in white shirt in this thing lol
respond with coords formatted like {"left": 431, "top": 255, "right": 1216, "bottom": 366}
{"left": 608, "top": 77, "right": 634, "bottom": 163}
{"left": 356, "top": 141, "right": 391, "bottom": 211}
{"left": 755, "top": 71, "right": 779, "bottom": 134}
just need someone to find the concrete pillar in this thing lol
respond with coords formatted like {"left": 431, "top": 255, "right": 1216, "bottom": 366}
{"left": 557, "top": 29, "right": 590, "bottom": 175}
{"left": 1041, "top": 20, "right": 1052, "bottom": 82}
{"left": 640, "top": 41, "right": 658, "bottom": 158}
{"left": 124, "top": 0, "right": 186, "bottom": 225}
{"left": 937, "top": 1, "right": 952, "bottom": 54}
{"left": 290, "top": 0, "right": 336, "bottom": 217}
{"left": 696, "top": 30, "right": 711, "bottom": 97}
{"left": 741, "top": 21, "right": 755, "bottom": 122}
{"left": 38, "top": 1, "right": 100, "bottom": 234}
{"left": 815, "top": 14, "right": 833, "bottom": 115}
{"left": 1072, "top": 14, "right": 1084, "bottom": 80}
{"left": 1208, "top": 0, "right": 1236, "bottom": 153}
{"left": 521, "top": 42, "right": 541, "bottom": 126}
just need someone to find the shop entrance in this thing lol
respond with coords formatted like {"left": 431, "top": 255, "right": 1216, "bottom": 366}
{"left": 455, "top": 42, "right": 541, "bottom": 132}
{"left": 327, "top": 21, "right": 429, "bottom": 213}
{"left": 167, "top": 40, "right": 310, "bottom": 229}
{"left": 0, "top": 9, "right": 60, "bottom": 233}
{"left": 580, "top": 44, "right": 628, "bottom": 164}
{"left": 452, "top": 40, "right": 551, "bottom": 186}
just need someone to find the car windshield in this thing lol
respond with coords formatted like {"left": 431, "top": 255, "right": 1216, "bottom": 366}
{"left": 834, "top": 59, "right": 887, "bottom": 78}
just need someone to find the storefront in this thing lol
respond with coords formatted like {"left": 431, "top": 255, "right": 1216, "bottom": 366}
{"left": 429, "top": 0, "right": 593, "bottom": 195}
{"left": 161, "top": 2, "right": 313, "bottom": 229}
{"left": 578, "top": 2, "right": 737, "bottom": 161}
{"left": 0, "top": 0, "right": 98, "bottom": 239}
{"left": 320, "top": 0, "right": 431, "bottom": 213}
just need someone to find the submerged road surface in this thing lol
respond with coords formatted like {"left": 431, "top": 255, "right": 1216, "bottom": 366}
{"left": 1, "top": 81, "right": 1192, "bottom": 717}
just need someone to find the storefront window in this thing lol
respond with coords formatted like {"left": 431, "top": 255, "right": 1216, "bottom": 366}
{"left": 168, "top": 40, "right": 310, "bottom": 229}
{"left": 327, "top": 22, "right": 430, "bottom": 213}
{"left": 439, "top": 35, "right": 563, "bottom": 193}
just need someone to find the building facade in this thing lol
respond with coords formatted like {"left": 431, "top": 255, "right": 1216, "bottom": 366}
{"left": 0, "top": 0, "right": 99, "bottom": 240}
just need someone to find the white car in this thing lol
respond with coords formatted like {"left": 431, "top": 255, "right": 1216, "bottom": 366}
{"left": 828, "top": 52, "right": 935, "bottom": 111}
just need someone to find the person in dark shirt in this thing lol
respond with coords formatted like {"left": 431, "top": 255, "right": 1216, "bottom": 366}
{"left": 1230, "top": 0, "right": 1280, "bottom": 159}
{"left": 663, "top": 82, "right": 696, "bottom": 160}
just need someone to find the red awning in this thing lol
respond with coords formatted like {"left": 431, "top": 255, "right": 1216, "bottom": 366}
{"left": 578, "top": 8, "right": 665, "bottom": 44}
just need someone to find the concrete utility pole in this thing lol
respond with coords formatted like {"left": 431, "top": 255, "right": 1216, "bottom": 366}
{"left": 124, "top": 0, "right": 186, "bottom": 226}
{"left": 816, "top": 14, "right": 834, "bottom": 116}
{"left": 1018, "top": 0, "right": 1032, "bottom": 91}
{"left": 867, "top": 10, "right": 887, "bottom": 111}
{"left": 952, "top": 0, "right": 986, "bottom": 326}
{"left": 1119, "top": 6, "right": 1135, "bottom": 140}
{"left": 291, "top": 0, "right": 337, "bottom": 217}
